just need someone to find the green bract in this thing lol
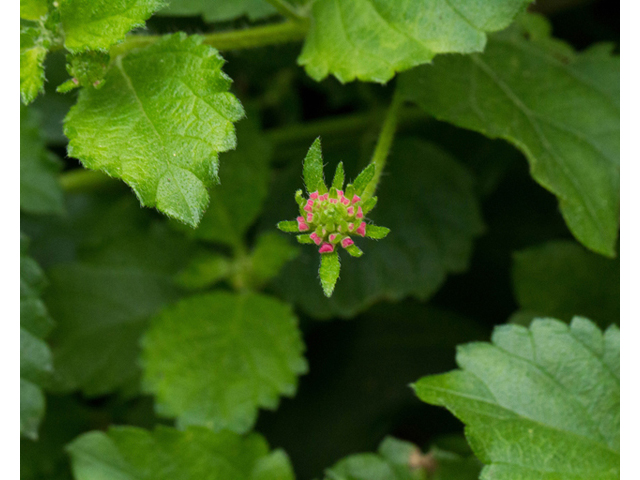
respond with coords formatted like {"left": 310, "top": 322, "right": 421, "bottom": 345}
{"left": 277, "top": 138, "right": 390, "bottom": 297}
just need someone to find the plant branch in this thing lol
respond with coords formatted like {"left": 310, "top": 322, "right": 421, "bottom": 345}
{"left": 264, "top": 0, "right": 308, "bottom": 23}
{"left": 362, "top": 89, "right": 403, "bottom": 200}
{"left": 109, "top": 21, "right": 309, "bottom": 57}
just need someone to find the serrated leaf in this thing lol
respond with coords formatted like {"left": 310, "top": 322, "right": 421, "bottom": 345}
{"left": 319, "top": 252, "right": 340, "bottom": 297}
{"left": 59, "top": 0, "right": 164, "bottom": 52}
{"left": 64, "top": 33, "right": 244, "bottom": 227}
{"left": 399, "top": 14, "right": 619, "bottom": 256}
{"left": 188, "top": 119, "right": 271, "bottom": 244}
{"left": 141, "top": 292, "right": 307, "bottom": 433}
{"left": 303, "top": 137, "right": 326, "bottom": 194}
{"left": 159, "top": 0, "right": 277, "bottom": 22}
{"left": 21, "top": 105, "right": 64, "bottom": 215}
{"left": 414, "top": 317, "right": 619, "bottom": 480}
{"left": 67, "top": 425, "right": 294, "bottom": 480}
{"left": 20, "top": 26, "right": 48, "bottom": 104}
{"left": 274, "top": 139, "right": 484, "bottom": 318}
{"left": 511, "top": 240, "right": 619, "bottom": 327}
{"left": 250, "top": 232, "right": 300, "bottom": 286}
{"left": 21, "top": 237, "right": 54, "bottom": 439}
{"left": 21, "top": 0, "right": 49, "bottom": 20}
{"left": 332, "top": 161, "right": 345, "bottom": 190}
{"left": 352, "top": 163, "right": 374, "bottom": 195}
{"left": 298, "top": 0, "right": 532, "bottom": 83}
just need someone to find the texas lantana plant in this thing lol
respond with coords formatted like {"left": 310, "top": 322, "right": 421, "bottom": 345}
{"left": 277, "top": 138, "right": 389, "bottom": 297}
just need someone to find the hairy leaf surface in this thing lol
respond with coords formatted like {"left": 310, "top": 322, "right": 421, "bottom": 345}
{"left": 59, "top": 0, "right": 165, "bottom": 52}
{"left": 275, "top": 138, "right": 484, "bottom": 318}
{"left": 21, "top": 236, "right": 54, "bottom": 439}
{"left": 141, "top": 292, "right": 307, "bottom": 433}
{"left": 21, "top": 105, "right": 64, "bottom": 215}
{"left": 414, "top": 317, "right": 620, "bottom": 480}
{"left": 20, "top": 25, "right": 49, "bottom": 104}
{"left": 400, "top": 14, "right": 620, "bottom": 256}
{"left": 511, "top": 240, "right": 619, "bottom": 327}
{"left": 299, "top": 0, "right": 532, "bottom": 83}
{"left": 64, "top": 33, "right": 244, "bottom": 226}
{"left": 67, "top": 426, "right": 294, "bottom": 480}
{"left": 159, "top": 0, "right": 276, "bottom": 22}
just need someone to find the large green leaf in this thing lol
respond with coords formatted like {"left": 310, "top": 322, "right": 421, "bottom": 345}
{"left": 64, "top": 33, "right": 245, "bottom": 227}
{"left": 21, "top": 105, "right": 64, "bottom": 215}
{"left": 511, "top": 240, "right": 619, "bottom": 327}
{"left": 274, "top": 138, "right": 484, "bottom": 319}
{"left": 414, "top": 317, "right": 620, "bottom": 480}
{"left": 298, "top": 0, "right": 532, "bottom": 83}
{"left": 188, "top": 119, "right": 272, "bottom": 246}
{"left": 67, "top": 426, "right": 295, "bottom": 480}
{"left": 159, "top": 0, "right": 277, "bottom": 22}
{"left": 21, "top": 0, "right": 49, "bottom": 21}
{"left": 141, "top": 292, "right": 308, "bottom": 433}
{"left": 399, "top": 14, "right": 620, "bottom": 257}
{"left": 59, "top": 0, "right": 164, "bottom": 52}
{"left": 21, "top": 235, "right": 54, "bottom": 439}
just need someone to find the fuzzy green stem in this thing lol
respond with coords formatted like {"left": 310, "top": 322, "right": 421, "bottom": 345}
{"left": 362, "top": 90, "right": 403, "bottom": 200}
{"left": 264, "top": 0, "right": 308, "bottom": 23}
{"left": 109, "top": 21, "right": 308, "bottom": 57}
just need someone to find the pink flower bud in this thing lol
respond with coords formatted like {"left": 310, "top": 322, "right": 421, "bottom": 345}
{"left": 356, "top": 222, "right": 366, "bottom": 236}
{"left": 310, "top": 232, "right": 322, "bottom": 245}
{"left": 306, "top": 213, "right": 314, "bottom": 222}
{"left": 348, "top": 223, "right": 355, "bottom": 232}
{"left": 341, "top": 237, "right": 354, "bottom": 248}
{"left": 319, "top": 243, "right": 334, "bottom": 254}
{"left": 304, "top": 204, "right": 313, "bottom": 212}
{"left": 298, "top": 221, "right": 309, "bottom": 231}
{"left": 347, "top": 206, "right": 354, "bottom": 216}
{"left": 351, "top": 194, "right": 361, "bottom": 203}
{"left": 330, "top": 198, "right": 338, "bottom": 204}
{"left": 320, "top": 193, "right": 329, "bottom": 201}
{"left": 297, "top": 216, "right": 305, "bottom": 223}
{"left": 356, "top": 206, "right": 363, "bottom": 219}
{"left": 307, "top": 199, "right": 315, "bottom": 206}
{"left": 340, "top": 196, "right": 350, "bottom": 205}
{"left": 329, "top": 234, "right": 337, "bottom": 242}
{"left": 310, "top": 192, "right": 319, "bottom": 200}
{"left": 337, "top": 190, "right": 344, "bottom": 197}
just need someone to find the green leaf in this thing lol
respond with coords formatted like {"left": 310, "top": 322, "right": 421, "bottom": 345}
{"left": 176, "top": 252, "right": 232, "bottom": 290}
{"left": 67, "top": 425, "right": 295, "bottom": 480}
{"left": 399, "top": 14, "right": 620, "bottom": 257}
{"left": 141, "top": 292, "right": 308, "bottom": 433}
{"left": 159, "top": 0, "right": 277, "bottom": 22}
{"left": 278, "top": 220, "right": 300, "bottom": 233}
{"left": 21, "top": 105, "right": 64, "bottom": 215}
{"left": 274, "top": 139, "right": 484, "bottom": 318}
{"left": 64, "top": 33, "right": 244, "bottom": 227}
{"left": 188, "top": 119, "right": 271, "bottom": 244}
{"left": 303, "top": 137, "right": 326, "bottom": 194}
{"left": 298, "top": 0, "right": 532, "bottom": 83}
{"left": 297, "top": 234, "right": 314, "bottom": 244}
{"left": 414, "top": 317, "right": 620, "bottom": 480}
{"left": 332, "top": 161, "right": 345, "bottom": 190}
{"left": 352, "top": 163, "right": 374, "bottom": 195}
{"left": 59, "top": 0, "right": 164, "bottom": 52}
{"left": 319, "top": 252, "right": 340, "bottom": 297}
{"left": 21, "top": 25, "right": 49, "bottom": 104}
{"left": 21, "top": 0, "right": 49, "bottom": 20}
{"left": 345, "top": 244, "right": 363, "bottom": 258}
{"left": 21, "top": 236, "right": 54, "bottom": 439}
{"left": 250, "top": 232, "right": 300, "bottom": 286}
{"left": 511, "top": 240, "right": 619, "bottom": 327}
{"left": 59, "top": 51, "right": 110, "bottom": 91}
{"left": 365, "top": 225, "right": 389, "bottom": 240}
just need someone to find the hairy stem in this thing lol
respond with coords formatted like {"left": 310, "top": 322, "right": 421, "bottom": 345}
{"left": 109, "top": 21, "right": 309, "bottom": 57}
{"left": 362, "top": 89, "right": 403, "bottom": 200}
{"left": 264, "top": 0, "right": 308, "bottom": 23}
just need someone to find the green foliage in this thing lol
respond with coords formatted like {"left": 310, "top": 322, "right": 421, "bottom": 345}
{"left": 59, "top": 0, "right": 165, "bottom": 52}
{"left": 67, "top": 426, "right": 295, "bottom": 480}
{"left": 159, "top": 0, "right": 277, "bottom": 22}
{"left": 21, "top": 0, "right": 49, "bottom": 21}
{"left": 250, "top": 232, "right": 300, "bottom": 287}
{"left": 21, "top": 105, "right": 64, "bottom": 215}
{"left": 57, "top": 51, "right": 110, "bottom": 92}
{"left": 414, "top": 317, "right": 620, "bottom": 480}
{"left": 21, "top": 235, "right": 54, "bottom": 439}
{"left": 141, "top": 292, "right": 307, "bottom": 432}
{"left": 20, "top": 24, "right": 50, "bottom": 104}
{"left": 400, "top": 13, "right": 620, "bottom": 257}
{"left": 511, "top": 240, "right": 620, "bottom": 327}
{"left": 303, "top": 137, "right": 327, "bottom": 194}
{"left": 319, "top": 251, "right": 340, "bottom": 297}
{"left": 275, "top": 139, "right": 484, "bottom": 318}
{"left": 64, "top": 33, "right": 245, "bottom": 226}
{"left": 299, "top": 0, "right": 532, "bottom": 83}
